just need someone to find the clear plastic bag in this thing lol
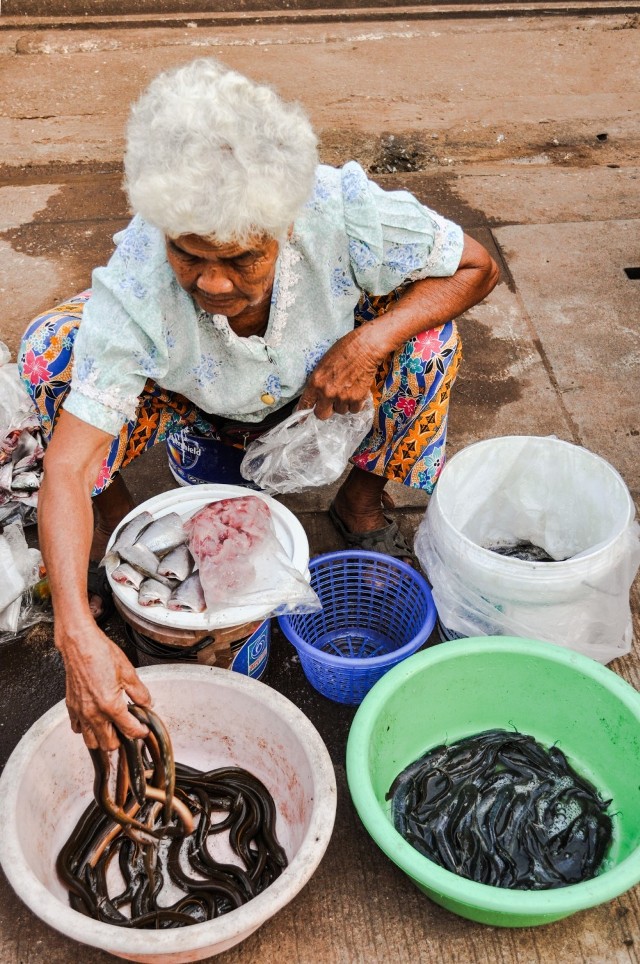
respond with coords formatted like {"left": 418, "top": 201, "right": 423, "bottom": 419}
{"left": 415, "top": 436, "right": 640, "bottom": 664}
{"left": 240, "top": 395, "right": 374, "bottom": 494}
{"left": 187, "top": 495, "right": 321, "bottom": 620}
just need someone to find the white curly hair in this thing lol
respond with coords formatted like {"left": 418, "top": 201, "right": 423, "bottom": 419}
{"left": 124, "top": 58, "right": 318, "bottom": 243}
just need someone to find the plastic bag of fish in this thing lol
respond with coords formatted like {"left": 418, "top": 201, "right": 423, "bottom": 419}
{"left": 104, "top": 495, "right": 320, "bottom": 620}
{"left": 0, "top": 343, "right": 44, "bottom": 527}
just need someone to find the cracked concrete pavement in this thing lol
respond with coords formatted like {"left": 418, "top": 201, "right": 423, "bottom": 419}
{"left": 0, "top": 9, "right": 639, "bottom": 963}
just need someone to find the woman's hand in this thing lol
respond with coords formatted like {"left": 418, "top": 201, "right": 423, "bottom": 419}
{"left": 296, "top": 326, "right": 385, "bottom": 420}
{"left": 58, "top": 623, "right": 152, "bottom": 750}
{"left": 297, "top": 234, "right": 498, "bottom": 421}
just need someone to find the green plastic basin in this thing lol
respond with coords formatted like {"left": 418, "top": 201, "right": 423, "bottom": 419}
{"left": 346, "top": 636, "right": 640, "bottom": 927}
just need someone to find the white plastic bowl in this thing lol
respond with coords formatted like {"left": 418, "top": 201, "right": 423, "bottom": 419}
{"left": 0, "top": 666, "right": 337, "bottom": 963}
{"left": 104, "top": 484, "right": 311, "bottom": 631}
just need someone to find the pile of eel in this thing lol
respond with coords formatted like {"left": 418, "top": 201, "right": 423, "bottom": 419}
{"left": 57, "top": 706, "right": 288, "bottom": 928}
{"left": 388, "top": 728, "right": 612, "bottom": 890}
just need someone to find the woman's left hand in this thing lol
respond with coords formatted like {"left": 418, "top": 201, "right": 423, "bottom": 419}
{"left": 296, "top": 326, "right": 384, "bottom": 420}
{"left": 297, "top": 233, "right": 500, "bottom": 421}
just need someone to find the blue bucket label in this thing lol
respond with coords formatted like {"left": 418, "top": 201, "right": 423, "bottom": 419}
{"left": 167, "top": 431, "right": 202, "bottom": 472}
{"left": 231, "top": 620, "right": 270, "bottom": 679}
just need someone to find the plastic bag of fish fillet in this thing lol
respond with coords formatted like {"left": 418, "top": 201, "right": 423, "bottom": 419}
{"left": 240, "top": 396, "right": 374, "bottom": 494}
{"left": 187, "top": 496, "right": 321, "bottom": 619}
{"left": 415, "top": 436, "right": 640, "bottom": 664}
{"left": 0, "top": 342, "right": 44, "bottom": 527}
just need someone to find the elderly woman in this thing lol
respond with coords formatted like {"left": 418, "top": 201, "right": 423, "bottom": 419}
{"left": 20, "top": 58, "right": 498, "bottom": 750}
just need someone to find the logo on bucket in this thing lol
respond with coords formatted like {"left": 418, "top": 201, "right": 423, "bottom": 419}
{"left": 167, "top": 429, "right": 259, "bottom": 488}
{"left": 231, "top": 620, "right": 270, "bottom": 679}
{"left": 167, "top": 431, "right": 202, "bottom": 471}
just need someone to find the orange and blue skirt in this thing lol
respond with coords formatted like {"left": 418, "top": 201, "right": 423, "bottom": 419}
{"left": 19, "top": 289, "right": 461, "bottom": 495}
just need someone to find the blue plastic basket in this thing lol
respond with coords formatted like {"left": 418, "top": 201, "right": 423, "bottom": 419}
{"left": 278, "top": 550, "right": 437, "bottom": 705}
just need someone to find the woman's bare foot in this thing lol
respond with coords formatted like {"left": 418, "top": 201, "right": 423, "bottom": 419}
{"left": 332, "top": 466, "right": 388, "bottom": 532}
{"left": 331, "top": 467, "right": 415, "bottom": 565}
{"left": 89, "top": 475, "right": 135, "bottom": 618}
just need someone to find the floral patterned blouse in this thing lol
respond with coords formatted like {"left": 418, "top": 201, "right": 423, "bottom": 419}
{"left": 64, "top": 161, "right": 464, "bottom": 436}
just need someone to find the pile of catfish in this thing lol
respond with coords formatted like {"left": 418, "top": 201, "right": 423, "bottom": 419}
{"left": 104, "top": 495, "right": 273, "bottom": 613}
{"left": 389, "top": 729, "right": 613, "bottom": 890}
{"left": 486, "top": 541, "right": 560, "bottom": 563}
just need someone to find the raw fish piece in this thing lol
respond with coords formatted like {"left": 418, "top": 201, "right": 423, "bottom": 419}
{"left": 167, "top": 572, "right": 206, "bottom": 612}
{"left": 111, "top": 562, "right": 145, "bottom": 590}
{"left": 135, "top": 512, "right": 187, "bottom": 555}
{"left": 157, "top": 544, "right": 193, "bottom": 582}
{"left": 187, "top": 496, "right": 272, "bottom": 608}
{"left": 102, "top": 511, "right": 154, "bottom": 567}
{"left": 118, "top": 544, "right": 164, "bottom": 582}
{"left": 139, "top": 578, "right": 173, "bottom": 607}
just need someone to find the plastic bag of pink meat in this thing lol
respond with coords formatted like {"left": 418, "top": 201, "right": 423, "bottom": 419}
{"left": 186, "top": 496, "right": 320, "bottom": 617}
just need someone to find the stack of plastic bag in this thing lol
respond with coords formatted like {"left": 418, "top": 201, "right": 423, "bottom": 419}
{"left": 0, "top": 522, "right": 50, "bottom": 642}
{"left": 0, "top": 340, "right": 45, "bottom": 528}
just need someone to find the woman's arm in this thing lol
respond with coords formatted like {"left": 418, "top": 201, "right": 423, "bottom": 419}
{"left": 298, "top": 233, "right": 499, "bottom": 419}
{"left": 39, "top": 410, "right": 151, "bottom": 750}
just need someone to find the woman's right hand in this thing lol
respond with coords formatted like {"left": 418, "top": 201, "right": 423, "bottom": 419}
{"left": 57, "top": 622, "right": 152, "bottom": 751}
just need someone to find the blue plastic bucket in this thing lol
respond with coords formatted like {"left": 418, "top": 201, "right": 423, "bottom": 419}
{"left": 167, "top": 429, "right": 258, "bottom": 488}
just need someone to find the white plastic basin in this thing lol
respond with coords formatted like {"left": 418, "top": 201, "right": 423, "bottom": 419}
{"left": 105, "top": 484, "right": 311, "bottom": 631}
{"left": 0, "top": 665, "right": 337, "bottom": 963}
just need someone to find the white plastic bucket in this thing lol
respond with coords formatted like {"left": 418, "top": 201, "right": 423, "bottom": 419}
{"left": 415, "top": 436, "right": 640, "bottom": 663}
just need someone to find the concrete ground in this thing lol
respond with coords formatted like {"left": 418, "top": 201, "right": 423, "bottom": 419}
{"left": 1, "top": 7, "right": 639, "bottom": 962}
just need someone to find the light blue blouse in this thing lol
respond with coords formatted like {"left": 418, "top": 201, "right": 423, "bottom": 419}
{"left": 64, "top": 162, "right": 464, "bottom": 435}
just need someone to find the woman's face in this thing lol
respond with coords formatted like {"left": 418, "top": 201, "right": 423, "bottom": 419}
{"left": 166, "top": 233, "right": 280, "bottom": 318}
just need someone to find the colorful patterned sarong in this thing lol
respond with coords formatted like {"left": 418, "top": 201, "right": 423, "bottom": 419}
{"left": 352, "top": 290, "right": 461, "bottom": 490}
{"left": 19, "top": 290, "right": 461, "bottom": 495}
